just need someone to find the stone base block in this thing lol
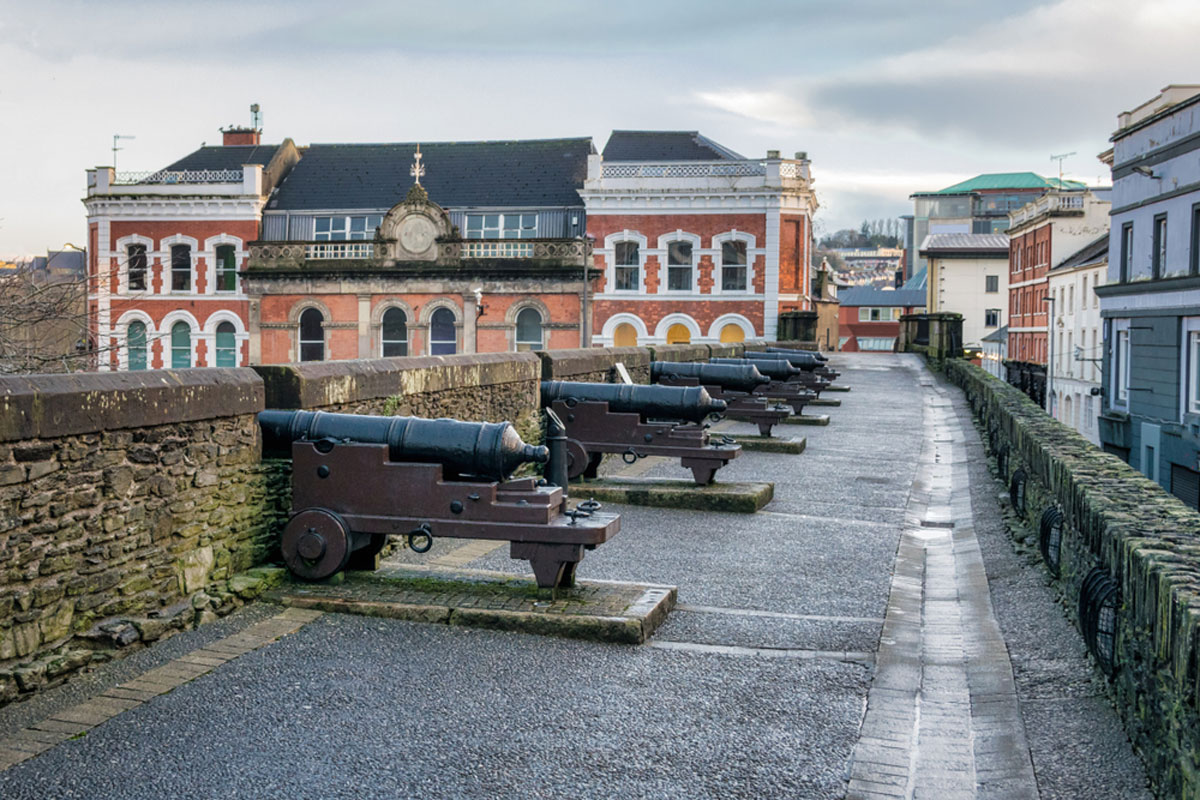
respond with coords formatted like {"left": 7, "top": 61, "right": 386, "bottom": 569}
{"left": 572, "top": 477, "right": 773, "bottom": 513}
{"left": 724, "top": 434, "right": 806, "bottom": 454}
{"left": 809, "top": 397, "right": 842, "bottom": 407}
{"left": 781, "top": 414, "right": 830, "bottom": 427}
{"left": 270, "top": 566, "right": 677, "bottom": 645}
{"left": 825, "top": 384, "right": 851, "bottom": 392}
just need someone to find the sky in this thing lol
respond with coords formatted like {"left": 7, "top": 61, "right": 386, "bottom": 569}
{"left": 1, "top": 0, "right": 1198, "bottom": 256}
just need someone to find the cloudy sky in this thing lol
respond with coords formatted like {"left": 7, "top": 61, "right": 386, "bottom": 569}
{"left": 1, "top": 0, "right": 1197, "bottom": 255}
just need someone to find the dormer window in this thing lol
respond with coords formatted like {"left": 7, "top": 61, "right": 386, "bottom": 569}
{"left": 314, "top": 215, "right": 383, "bottom": 241}
{"left": 465, "top": 213, "right": 537, "bottom": 239}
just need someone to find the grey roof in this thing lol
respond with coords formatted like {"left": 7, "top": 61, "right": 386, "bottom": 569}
{"left": 982, "top": 325, "right": 1009, "bottom": 343}
{"left": 268, "top": 138, "right": 594, "bottom": 211}
{"left": 164, "top": 144, "right": 281, "bottom": 172}
{"left": 1053, "top": 234, "right": 1108, "bottom": 271}
{"left": 602, "top": 130, "right": 745, "bottom": 161}
{"left": 839, "top": 287, "right": 927, "bottom": 307}
{"left": 919, "top": 233, "right": 1010, "bottom": 254}
{"left": 902, "top": 267, "right": 927, "bottom": 291}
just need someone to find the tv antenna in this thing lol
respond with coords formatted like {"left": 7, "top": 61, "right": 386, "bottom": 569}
{"left": 250, "top": 103, "right": 261, "bottom": 130}
{"left": 1050, "top": 151, "right": 1076, "bottom": 186}
{"left": 112, "top": 134, "right": 135, "bottom": 172}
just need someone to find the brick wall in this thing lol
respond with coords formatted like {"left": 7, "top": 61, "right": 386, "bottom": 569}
{"left": 947, "top": 359, "right": 1200, "bottom": 799}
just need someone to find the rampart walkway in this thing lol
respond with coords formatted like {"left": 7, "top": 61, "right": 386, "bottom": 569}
{"left": 0, "top": 354, "right": 1151, "bottom": 798}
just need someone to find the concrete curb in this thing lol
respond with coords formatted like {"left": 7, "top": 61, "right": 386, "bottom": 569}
{"left": 781, "top": 414, "right": 830, "bottom": 427}
{"left": 809, "top": 397, "right": 842, "bottom": 407}
{"left": 724, "top": 434, "right": 806, "bottom": 454}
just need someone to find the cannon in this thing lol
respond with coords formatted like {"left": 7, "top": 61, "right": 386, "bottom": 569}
{"left": 761, "top": 348, "right": 840, "bottom": 380}
{"left": 650, "top": 362, "right": 791, "bottom": 437}
{"left": 708, "top": 357, "right": 820, "bottom": 414}
{"left": 739, "top": 352, "right": 835, "bottom": 389}
{"left": 259, "top": 409, "right": 619, "bottom": 589}
{"left": 540, "top": 381, "right": 740, "bottom": 485}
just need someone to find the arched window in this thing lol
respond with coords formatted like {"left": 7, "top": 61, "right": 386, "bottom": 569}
{"left": 299, "top": 308, "right": 325, "bottom": 361}
{"left": 613, "top": 323, "right": 638, "bottom": 347}
{"left": 666, "top": 240, "right": 693, "bottom": 291}
{"left": 429, "top": 307, "right": 457, "bottom": 355}
{"left": 170, "top": 322, "right": 191, "bottom": 368}
{"left": 515, "top": 308, "right": 544, "bottom": 351}
{"left": 381, "top": 307, "right": 408, "bottom": 357}
{"left": 666, "top": 323, "right": 691, "bottom": 344}
{"left": 127, "top": 321, "right": 147, "bottom": 370}
{"left": 215, "top": 321, "right": 237, "bottom": 367}
{"left": 720, "top": 240, "right": 747, "bottom": 291}
{"left": 127, "top": 245, "right": 147, "bottom": 292}
{"left": 719, "top": 323, "right": 746, "bottom": 343}
{"left": 614, "top": 241, "right": 640, "bottom": 291}
{"left": 215, "top": 245, "right": 237, "bottom": 293}
{"left": 171, "top": 244, "right": 191, "bottom": 292}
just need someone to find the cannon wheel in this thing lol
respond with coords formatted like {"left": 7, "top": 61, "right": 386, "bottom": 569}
{"left": 282, "top": 508, "right": 352, "bottom": 581}
{"left": 689, "top": 465, "right": 718, "bottom": 486}
{"left": 564, "top": 438, "right": 590, "bottom": 480}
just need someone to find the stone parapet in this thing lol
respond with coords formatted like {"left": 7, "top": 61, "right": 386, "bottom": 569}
{"left": 946, "top": 359, "right": 1200, "bottom": 798}
{"left": 536, "top": 347, "right": 651, "bottom": 384}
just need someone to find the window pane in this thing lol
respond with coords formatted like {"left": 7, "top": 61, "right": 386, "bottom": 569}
{"left": 668, "top": 265, "right": 691, "bottom": 291}
{"left": 171, "top": 322, "right": 190, "bottom": 368}
{"left": 484, "top": 215, "right": 500, "bottom": 228}
{"left": 515, "top": 308, "right": 543, "bottom": 350}
{"left": 216, "top": 245, "right": 237, "bottom": 292}
{"left": 615, "top": 242, "right": 639, "bottom": 266}
{"left": 300, "top": 308, "right": 324, "bottom": 340}
{"left": 382, "top": 307, "right": 408, "bottom": 357}
{"left": 330, "top": 218, "right": 348, "bottom": 241}
{"left": 127, "top": 245, "right": 147, "bottom": 291}
{"left": 350, "top": 217, "right": 366, "bottom": 232}
{"left": 430, "top": 307, "right": 457, "bottom": 355}
{"left": 128, "top": 322, "right": 147, "bottom": 370}
{"left": 616, "top": 266, "right": 639, "bottom": 291}
{"left": 215, "top": 321, "right": 236, "bottom": 367}
{"left": 171, "top": 245, "right": 191, "bottom": 291}
{"left": 721, "top": 241, "right": 746, "bottom": 266}
{"left": 667, "top": 241, "right": 692, "bottom": 265}
{"left": 315, "top": 218, "right": 331, "bottom": 233}
{"left": 466, "top": 215, "right": 482, "bottom": 232}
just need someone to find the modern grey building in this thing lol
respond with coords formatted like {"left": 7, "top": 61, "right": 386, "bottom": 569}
{"left": 1097, "top": 85, "right": 1200, "bottom": 510}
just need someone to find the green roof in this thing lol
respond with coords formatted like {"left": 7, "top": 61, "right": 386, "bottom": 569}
{"left": 919, "top": 172, "right": 1087, "bottom": 195}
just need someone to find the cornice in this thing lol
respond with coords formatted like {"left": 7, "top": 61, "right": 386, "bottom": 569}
{"left": 84, "top": 196, "right": 265, "bottom": 219}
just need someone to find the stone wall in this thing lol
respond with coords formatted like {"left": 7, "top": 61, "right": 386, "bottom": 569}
{"left": 537, "top": 347, "right": 651, "bottom": 385}
{"left": 0, "top": 369, "right": 286, "bottom": 703}
{"left": 947, "top": 359, "right": 1200, "bottom": 798}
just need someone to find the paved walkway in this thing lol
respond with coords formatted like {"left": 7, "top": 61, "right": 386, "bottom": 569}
{"left": 0, "top": 354, "right": 1151, "bottom": 799}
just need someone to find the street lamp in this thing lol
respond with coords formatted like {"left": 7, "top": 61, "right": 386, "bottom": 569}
{"left": 1042, "top": 295, "right": 1055, "bottom": 416}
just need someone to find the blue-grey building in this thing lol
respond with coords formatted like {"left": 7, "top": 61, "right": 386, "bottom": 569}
{"left": 1097, "top": 85, "right": 1200, "bottom": 510}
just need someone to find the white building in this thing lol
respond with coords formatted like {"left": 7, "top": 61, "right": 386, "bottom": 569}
{"left": 920, "top": 233, "right": 1010, "bottom": 351}
{"left": 1047, "top": 235, "right": 1108, "bottom": 445}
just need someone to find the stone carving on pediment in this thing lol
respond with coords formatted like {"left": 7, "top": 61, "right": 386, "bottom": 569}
{"left": 377, "top": 191, "right": 453, "bottom": 262}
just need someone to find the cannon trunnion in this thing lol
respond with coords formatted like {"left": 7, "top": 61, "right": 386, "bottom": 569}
{"left": 651, "top": 362, "right": 790, "bottom": 437}
{"left": 262, "top": 410, "right": 619, "bottom": 589}
{"left": 540, "top": 381, "right": 740, "bottom": 486}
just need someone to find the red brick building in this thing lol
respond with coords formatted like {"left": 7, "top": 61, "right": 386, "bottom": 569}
{"left": 580, "top": 132, "right": 817, "bottom": 346}
{"left": 835, "top": 287, "right": 926, "bottom": 352}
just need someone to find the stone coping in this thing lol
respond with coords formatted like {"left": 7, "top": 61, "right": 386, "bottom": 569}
{"left": 268, "top": 566, "right": 677, "bottom": 645}
{"left": 572, "top": 478, "right": 774, "bottom": 513}
{"left": 536, "top": 347, "right": 650, "bottom": 380}
{"left": 725, "top": 434, "right": 807, "bottom": 453}
{"left": 0, "top": 368, "right": 264, "bottom": 442}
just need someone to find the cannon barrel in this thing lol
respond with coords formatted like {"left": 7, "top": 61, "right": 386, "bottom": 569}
{"left": 540, "top": 381, "right": 726, "bottom": 424}
{"left": 743, "top": 350, "right": 821, "bottom": 371}
{"left": 257, "top": 409, "right": 547, "bottom": 481}
{"left": 651, "top": 361, "right": 769, "bottom": 393}
{"left": 767, "top": 346, "right": 827, "bottom": 362}
{"left": 709, "top": 356, "right": 801, "bottom": 380}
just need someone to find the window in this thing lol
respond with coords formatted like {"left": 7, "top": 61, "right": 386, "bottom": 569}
{"left": 314, "top": 215, "right": 383, "bottom": 241}
{"left": 858, "top": 307, "right": 870, "bottom": 322}
{"left": 430, "top": 307, "right": 457, "bottom": 355}
{"left": 171, "top": 244, "right": 191, "bottom": 292}
{"left": 985, "top": 308, "right": 1000, "bottom": 327}
{"left": 215, "top": 321, "right": 237, "bottom": 367}
{"left": 1153, "top": 213, "right": 1167, "bottom": 279}
{"left": 381, "top": 307, "right": 408, "bottom": 357}
{"left": 127, "top": 321, "right": 147, "bottom": 370}
{"left": 1120, "top": 222, "right": 1133, "bottom": 282}
{"left": 1185, "top": 319, "right": 1200, "bottom": 416}
{"left": 613, "top": 323, "right": 638, "bottom": 347}
{"left": 299, "top": 308, "right": 325, "bottom": 362}
{"left": 215, "top": 245, "right": 237, "bottom": 292}
{"left": 127, "top": 245, "right": 147, "bottom": 292}
{"left": 666, "top": 241, "right": 693, "bottom": 291}
{"left": 1112, "top": 320, "right": 1130, "bottom": 406}
{"left": 721, "top": 241, "right": 747, "bottom": 291}
{"left": 170, "top": 322, "right": 191, "bottom": 368}
{"left": 1192, "top": 203, "right": 1200, "bottom": 276}
{"left": 614, "top": 241, "right": 640, "bottom": 291}
{"left": 985, "top": 275, "right": 998, "bottom": 293}
{"left": 515, "top": 308, "right": 544, "bottom": 351}
{"left": 1069, "top": 285, "right": 1075, "bottom": 314}
{"left": 465, "top": 213, "right": 537, "bottom": 239}
{"left": 857, "top": 337, "right": 897, "bottom": 351}
{"left": 1081, "top": 275, "right": 1088, "bottom": 307}
{"left": 720, "top": 323, "right": 746, "bottom": 343}
{"left": 666, "top": 323, "right": 691, "bottom": 344}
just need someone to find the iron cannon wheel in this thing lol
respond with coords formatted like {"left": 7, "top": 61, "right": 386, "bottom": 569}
{"left": 563, "top": 438, "right": 591, "bottom": 480}
{"left": 282, "top": 508, "right": 352, "bottom": 581}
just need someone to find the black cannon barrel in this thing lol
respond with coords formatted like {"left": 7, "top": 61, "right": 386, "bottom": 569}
{"left": 743, "top": 350, "right": 820, "bottom": 371}
{"left": 258, "top": 409, "right": 547, "bottom": 481}
{"left": 651, "top": 361, "right": 769, "bottom": 393}
{"left": 709, "top": 357, "right": 801, "bottom": 380}
{"left": 540, "top": 381, "right": 726, "bottom": 424}
{"left": 767, "top": 346, "right": 827, "bottom": 362}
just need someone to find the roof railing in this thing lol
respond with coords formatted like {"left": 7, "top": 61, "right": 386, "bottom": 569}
{"left": 112, "top": 169, "right": 243, "bottom": 185}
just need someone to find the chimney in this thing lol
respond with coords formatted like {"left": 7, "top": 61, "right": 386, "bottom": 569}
{"left": 766, "top": 149, "right": 781, "bottom": 159}
{"left": 222, "top": 127, "right": 260, "bottom": 146}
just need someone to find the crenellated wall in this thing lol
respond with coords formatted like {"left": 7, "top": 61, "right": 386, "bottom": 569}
{"left": 947, "top": 359, "right": 1200, "bottom": 798}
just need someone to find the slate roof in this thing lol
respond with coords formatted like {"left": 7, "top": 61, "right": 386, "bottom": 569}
{"left": 914, "top": 172, "right": 1086, "bottom": 196}
{"left": 1053, "top": 234, "right": 1108, "bottom": 271}
{"left": 920, "top": 233, "right": 1010, "bottom": 254}
{"left": 982, "top": 325, "right": 1009, "bottom": 344}
{"left": 602, "top": 131, "right": 745, "bottom": 161}
{"left": 268, "top": 138, "right": 595, "bottom": 211}
{"left": 163, "top": 144, "right": 281, "bottom": 172}
{"left": 838, "top": 287, "right": 927, "bottom": 307}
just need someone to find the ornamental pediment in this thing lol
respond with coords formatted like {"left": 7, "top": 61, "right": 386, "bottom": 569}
{"left": 375, "top": 184, "right": 453, "bottom": 262}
